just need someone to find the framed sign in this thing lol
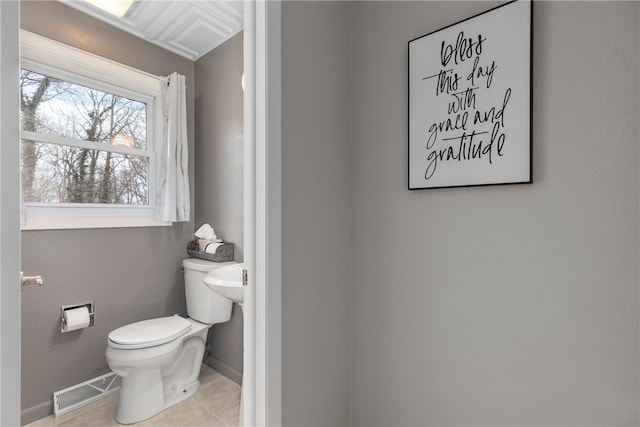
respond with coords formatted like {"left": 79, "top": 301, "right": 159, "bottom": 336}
{"left": 408, "top": 0, "right": 532, "bottom": 190}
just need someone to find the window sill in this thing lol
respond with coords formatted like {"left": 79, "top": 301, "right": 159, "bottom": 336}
{"left": 21, "top": 204, "right": 172, "bottom": 230}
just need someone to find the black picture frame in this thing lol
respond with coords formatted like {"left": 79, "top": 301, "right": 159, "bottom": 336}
{"left": 408, "top": 0, "right": 532, "bottom": 190}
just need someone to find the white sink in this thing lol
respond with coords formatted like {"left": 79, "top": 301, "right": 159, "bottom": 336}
{"left": 204, "top": 263, "right": 244, "bottom": 306}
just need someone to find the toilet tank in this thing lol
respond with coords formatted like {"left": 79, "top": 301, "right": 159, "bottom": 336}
{"left": 182, "top": 258, "right": 237, "bottom": 324}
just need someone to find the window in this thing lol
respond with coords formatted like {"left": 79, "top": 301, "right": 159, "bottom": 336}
{"left": 21, "top": 70, "right": 149, "bottom": 205}
{"left": 20, "top": 30, "right": 167, "bottom": 229}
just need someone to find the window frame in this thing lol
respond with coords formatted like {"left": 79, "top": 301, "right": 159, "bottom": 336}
{"left": 20, "top": 30, "right": 170, "bottom": 230}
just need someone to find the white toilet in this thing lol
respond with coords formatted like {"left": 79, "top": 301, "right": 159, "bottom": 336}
{"left": 105, "top": 258, "right": 237, "bottom": 424}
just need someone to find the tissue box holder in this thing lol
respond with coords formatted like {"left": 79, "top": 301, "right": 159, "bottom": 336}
{"left": 187, "top": 241, "right": 234, "bottom": 262}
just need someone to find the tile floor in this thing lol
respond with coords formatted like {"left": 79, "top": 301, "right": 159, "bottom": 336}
{"left": 25, "top": 365, "right": 241, "bottom": 427}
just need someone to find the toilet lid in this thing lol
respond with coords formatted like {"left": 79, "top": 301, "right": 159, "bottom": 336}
{"left": 108, "top": 315, "right": 192, "bottom": 349}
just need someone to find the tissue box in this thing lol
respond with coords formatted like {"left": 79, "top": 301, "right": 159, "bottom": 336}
{"left": 186, "top": 241, "right": 234, "bottom": 262}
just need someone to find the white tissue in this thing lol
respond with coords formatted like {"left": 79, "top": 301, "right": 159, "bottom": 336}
{"left": 195, "top": 224, "right": 223, "bottom": 253}
{"left": 195, "top": 223, "right": 217, "bottom": 240}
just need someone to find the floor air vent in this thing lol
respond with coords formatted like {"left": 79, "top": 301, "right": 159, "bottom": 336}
{"left": 53, "top": 372, "right": 121, "bottom": 417}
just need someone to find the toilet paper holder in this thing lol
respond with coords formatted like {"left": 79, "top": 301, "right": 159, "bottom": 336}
{"left": 60, "top": 301, "right": 95, "bottom": 333}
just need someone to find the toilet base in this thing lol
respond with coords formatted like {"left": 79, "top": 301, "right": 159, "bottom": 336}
{"left": 116, "top": 369, "right": 165, "bottom": 424}
{"left": 115, "top": 367, "right": 204, "bottom": 424}
{"left": 116, "top": 373, "right": 200, "bottom": 424}
{"left": 165, "top": 378, "right": 200, "bottom": 409}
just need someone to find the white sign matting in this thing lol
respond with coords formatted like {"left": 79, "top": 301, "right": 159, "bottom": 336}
{"left": 408, "top": 0, "right": 532, "bottom": 190}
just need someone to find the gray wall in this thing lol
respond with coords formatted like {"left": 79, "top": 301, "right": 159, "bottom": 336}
{"left": 279, "top": 1, "right": 639, "bottom": 426}
{"left": 19, "top": 2, "right": 195, "bottom": 424}
{"left": 350, "top": 1, "right": 639, "bottom": 426}
{"left": 194, "top": 32, "right": 244, "bottom": 381}
{"left": 281, "top": 2, "right": 353, "bottom": 426}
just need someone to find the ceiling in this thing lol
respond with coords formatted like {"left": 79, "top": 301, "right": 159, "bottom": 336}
{"left": 59, "top": 0, "right": 243, "bottom": 61}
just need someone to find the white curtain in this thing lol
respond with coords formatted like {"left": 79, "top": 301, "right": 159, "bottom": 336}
{"left": 155, "top": 72, "right": 190, "bottom": 222}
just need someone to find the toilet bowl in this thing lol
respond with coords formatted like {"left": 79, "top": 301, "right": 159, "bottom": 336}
{"left": 105, "top": 258, "right": 237, "bottom": 425}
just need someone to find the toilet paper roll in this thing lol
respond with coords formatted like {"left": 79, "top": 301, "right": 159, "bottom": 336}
{"left": 204, "top": 242, "right": 222, "bottom": 254}
{"left": 63, "top": 307, "right": 90, "bottom": 332}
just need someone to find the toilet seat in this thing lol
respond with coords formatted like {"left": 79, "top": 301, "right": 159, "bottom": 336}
{"left": 108, "top": 315, "right": 192, "bottom": 350}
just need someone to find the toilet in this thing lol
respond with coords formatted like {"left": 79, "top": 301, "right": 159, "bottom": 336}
{"left": 105, "top": 258, "right": 237, "bottom": 424}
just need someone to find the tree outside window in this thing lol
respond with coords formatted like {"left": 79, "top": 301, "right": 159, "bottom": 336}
{"left": 20, "top": 69, "right": 149, "bottom": 206}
